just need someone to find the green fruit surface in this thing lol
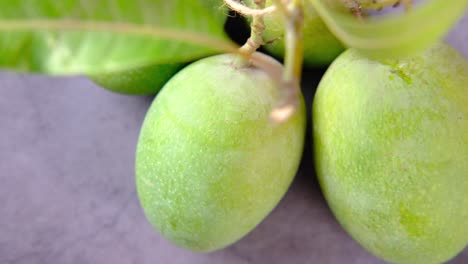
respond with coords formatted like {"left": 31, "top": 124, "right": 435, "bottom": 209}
{"left": 136, "top": 53, "right": 306, "bottom": 251}
{"left": 312, "top": 42, "right": 467, "bottom": 264}
{"left": 90, "top": 63, "right": 184, "bottom": 95}
{"left": 245, "top": 0, "right": 344, "bottom": 66}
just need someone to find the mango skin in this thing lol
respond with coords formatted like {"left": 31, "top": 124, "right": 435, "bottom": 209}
{"left": 136, "top": 53, "right": 306, "bottom": 252}
{"left": 312, "top": 42, "right": 467, "bottom": 264}
{"left": 90, "top": 63, "right": 183, "bottom": 95}
{"left": 245, "top": 0, "right": 345, "bottom": 66}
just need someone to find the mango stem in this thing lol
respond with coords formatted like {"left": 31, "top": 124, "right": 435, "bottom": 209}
{"left": 270, "top": 0, "right": 304, "bottom": 123}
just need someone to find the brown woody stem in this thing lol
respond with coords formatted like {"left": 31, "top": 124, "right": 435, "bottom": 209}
{"left": 239, "top": 0, "right": 268, "bottom": 54}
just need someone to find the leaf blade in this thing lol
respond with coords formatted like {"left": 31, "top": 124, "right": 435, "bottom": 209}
{"left": 0, "top": 0, "right": 236, "bottom": 75}
{"left": 309, "top": 0, "right": 468, "bottom": 58}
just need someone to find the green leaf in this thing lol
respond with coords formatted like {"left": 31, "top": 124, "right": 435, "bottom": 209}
{"left": 0, "top": 0, "right": 237, "bottom": 75}
{"left": 309, "top": 0, "right": 468, "bottom": 58}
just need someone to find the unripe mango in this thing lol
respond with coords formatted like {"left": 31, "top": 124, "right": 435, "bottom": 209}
{"left": 90, "top": 63, "right": 183, "bottom": 95}
{"left": 136, "top": 53, "right": 306, "bottom": 251}
{"left": 313, "top": 42, "right": 467, "bottom": 264}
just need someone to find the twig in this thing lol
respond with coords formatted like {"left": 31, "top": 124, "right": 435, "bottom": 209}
{"left": 224, "top": 0, "right": 277, "bottom": 16}
{"left": 239, "top": 0, "right": 267, "bottom": 54}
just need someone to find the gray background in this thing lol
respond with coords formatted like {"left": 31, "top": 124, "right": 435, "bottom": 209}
{"left": 1, "top": 14, "right": 467, "bottom": 264}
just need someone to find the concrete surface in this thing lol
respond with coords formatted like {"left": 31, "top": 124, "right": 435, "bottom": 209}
{"left": 1, "top": 13, "right": 467, "bottom": 264}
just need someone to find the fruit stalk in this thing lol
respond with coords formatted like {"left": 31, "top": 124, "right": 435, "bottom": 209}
{"left": 269, "top": 0, "right": 304, "bottom": 122}
{"left": 284, "top": 0, "right": 304, "bottom": 83}
{"left": 239, "top": 0, "right": 268, "bottom": 54}
{"left": 224, "top": 0, "right": 276, "bottom": 16}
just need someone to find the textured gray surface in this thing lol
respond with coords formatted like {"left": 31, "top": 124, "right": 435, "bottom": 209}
{"left": 1, "top": 14, "right": 467, "bottom": 264}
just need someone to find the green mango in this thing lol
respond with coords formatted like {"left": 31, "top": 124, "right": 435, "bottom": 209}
{"left": 245, "top": 0, "right": 345, "bottom": 66}
{"left": 135, "top": 53, "right": 306, "bottom": 251}
{"left": 90, "top": 63, "right": 183, "bottom": 95}
{"left": 312, "top": 42, "right": 467, "bottom": 263}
